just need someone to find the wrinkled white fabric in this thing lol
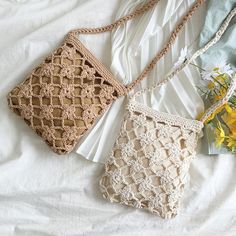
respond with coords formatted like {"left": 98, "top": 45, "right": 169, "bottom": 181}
{"left": 1, "top": 0, "right": 236, "bottom": 236}
{"left": 75, "top": 0, "right": 205, "bottom": 163}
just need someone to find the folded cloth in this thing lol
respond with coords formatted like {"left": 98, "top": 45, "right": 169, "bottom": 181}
{"left": 75, "top": 0, "right": 206, "bottom": 163}
{"left": 199, "top": 0, "right": 236, "bottom": 66}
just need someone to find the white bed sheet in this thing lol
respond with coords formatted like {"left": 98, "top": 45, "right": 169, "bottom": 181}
{"left": 1, "top": 0, "right": 236, "bottom": 235}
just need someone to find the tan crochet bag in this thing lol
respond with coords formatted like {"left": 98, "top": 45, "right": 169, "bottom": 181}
{"left": 7, "top": 0, "right": 204, "bottom": 154}
{"left": 99, "top": 8, "right": 236, "bottom": 218}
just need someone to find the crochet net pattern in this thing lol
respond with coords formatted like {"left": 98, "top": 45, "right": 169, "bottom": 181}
{"left": 7, "top": 0, "right": 204, "bottom": 154}
{"left": 100, "top": 102, "right": 203, "bottom": 219}
{"left": 7, "top": 35, "right": 126, "bottom": 154}
{"left": 100, "top": 7, "right": 236, "bottom": 218}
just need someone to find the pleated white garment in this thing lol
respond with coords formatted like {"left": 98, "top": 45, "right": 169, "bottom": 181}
{"left": 75, "top": 0, "right": 206, "bottom": 163}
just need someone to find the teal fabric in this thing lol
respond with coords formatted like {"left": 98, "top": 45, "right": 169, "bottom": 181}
{"left": 199, "top": 0, "right": 236, "bottom": 68}
{"left": 199, "top": 0, "right": 236, "bottom": 154}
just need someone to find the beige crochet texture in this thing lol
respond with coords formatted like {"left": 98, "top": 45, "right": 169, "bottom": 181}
{"left": 99, "top": 7, "right": 236, "bottom": 219}
{"left": 8, "top": 36, "right": 126, "bottom": 155}
{"left": 7, "top": 0, "right": 204, "bottom": 154}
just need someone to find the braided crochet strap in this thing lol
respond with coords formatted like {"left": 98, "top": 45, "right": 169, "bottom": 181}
{"left": 69, "top": 0, "right": 205, "bottom": 92}
{"left": 130, "top": 6, "right": 236, "bottom": 121}
{"left": 126, "top": 0, "right": 205, "bottom": 92}
{"left": 200, "top": 72, "right": 236, "bottom": 123}
{"left": 70, "top": 0, "right": 160, "bottom": 35}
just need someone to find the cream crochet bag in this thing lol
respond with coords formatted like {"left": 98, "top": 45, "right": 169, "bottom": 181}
{"left": 99, "top": 8, "right": 236, "bottom": 219}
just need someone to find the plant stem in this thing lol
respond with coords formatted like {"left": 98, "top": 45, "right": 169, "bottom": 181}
{"left": 190, "top": 62, "right": 206, "bottom": 71}
{"left": 212, "top": 76, "right": 227, "bottom": 89}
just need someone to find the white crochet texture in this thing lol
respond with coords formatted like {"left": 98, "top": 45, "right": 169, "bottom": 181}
{"left": 100, "top": 101, "right": 203, "bottom": 219}
{"left": 99, "top": 7, "right": 236, "bottom": 219}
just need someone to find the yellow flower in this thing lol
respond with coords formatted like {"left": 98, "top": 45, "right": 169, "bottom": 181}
{"left": 215, "top": 122, "right": 225, "bottom": 148}
{"left": 226, "top": 134, "right": 236, "bottom": 149}
{"left": 214, "top": 87, "right": 226, "bottom": 101}
{"left": 207, "top": 81, "right": 215, "bottom": 90}
{"left": 224, "top": 103, "right": 233, "bottom": 113}
{"left": 222, "top": 113, "right": 236, "bottom": 125}
{"left": 214, "top": 74, "right": 227, "bottom": 83}
{"left": 221, "top": 104, "right": 236, "bottom": 136}
{"left": 213, "top": 67, "right": 220, "bottom": 74}
{"left": 230, "top": 125, "right": 236, "bottom": 136}
{"left": 222, "top": 106, "right": 236, "bottom": 128}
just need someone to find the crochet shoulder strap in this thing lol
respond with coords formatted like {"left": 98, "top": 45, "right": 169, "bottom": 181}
{"left": 131, "top": 7, "right": 236, "bottom": 124}
{"left": 200, "top": 73, "right": 236, "bottom": 123}
{"left": 69, "top": 0, "right": 205, "bottom": 91}
{"left": 70, "top": 0, "right": 159, "bottom": 35}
